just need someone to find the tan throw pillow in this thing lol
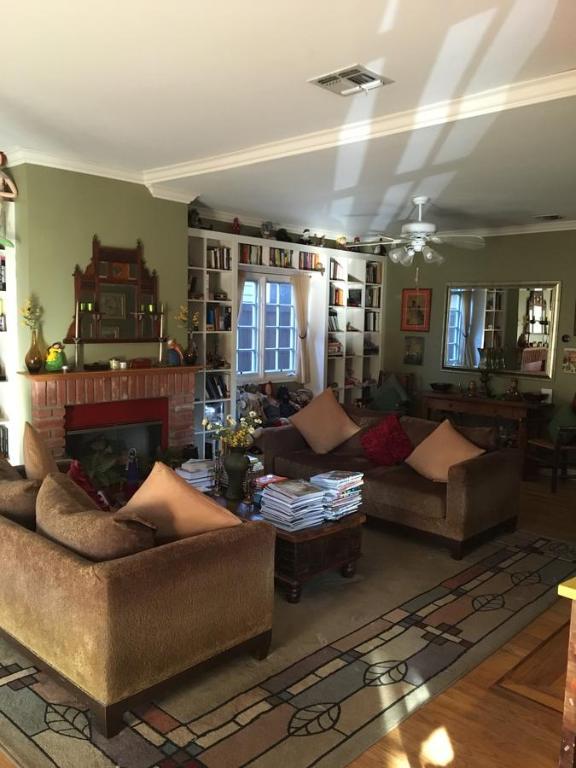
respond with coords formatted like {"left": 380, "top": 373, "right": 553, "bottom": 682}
{"left": 290, "top": 388, "right": 360, "bottom": 454}
{"left": 117, "top": 461, "right": 241, "bottom": 541}
{"left": 36, "top": 473, "right": 156, "bottom": 561}
{"left": 0, "top": 457, "right": 40, "bottom": 528}
{"left": 23, "top": 422, "right": 59, "bottom": 481}
{"left": 406, "top": 419, "right": 485, "bottom": 482}
{"left": 0, "top": 457, "right": 21, "bottom": 481}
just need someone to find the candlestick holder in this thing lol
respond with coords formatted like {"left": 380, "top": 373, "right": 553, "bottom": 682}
{"left": 73, "top": 337, "right": 83, "bottom": 371}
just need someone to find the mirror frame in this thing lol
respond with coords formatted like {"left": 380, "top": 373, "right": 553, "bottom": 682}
{"left": 441, "top": 280, "right": 561, "bottom": 379}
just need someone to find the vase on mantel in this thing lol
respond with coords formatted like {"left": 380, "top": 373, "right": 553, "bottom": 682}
{"left": 223, "top": 447, "right": 250, "bottom": 501}
{"left": 25, "top": 329, "right": 43, "bottom": 374}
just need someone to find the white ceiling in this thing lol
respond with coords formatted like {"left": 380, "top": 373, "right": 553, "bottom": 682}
{"left": 3, "top": 0, "right": 576, "bottom": 233}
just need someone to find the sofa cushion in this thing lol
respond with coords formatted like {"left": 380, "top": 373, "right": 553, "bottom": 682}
{"left": 364, "top": 464, "right": 447, "bottom": 519}
{"left": 118, "top": 461, "right": 241, "bottom": 541}
{"left": 290, "top": 388, "right": 360, "bottom": 454}
{"left": 23, "top": 422, "right": 59, "bottom": 481}
{"left": 361, "top": 414, "right": 413, "bottom": 466}
{"left": 0, "top": 479, "right": 41, "bottom": 528}
{"left": 275, "top": 450, "right": 373, "bottom": 480}
{"left": 457, "top": 425, "right": 498, "bottom": 451}
{"left": 406, "top": 419, "right": 485, "bottom": 482}
{"left": 0, "top": 457, "right": 21, "bottom": 481}
{"left": 36, "top": 473, "right": 156, "bottom": 561}
{"left": 399, "top": 416, "right": 437, "bottom": 447}
{"left": 399, "top": 416, "right": 496, "bottom": 451}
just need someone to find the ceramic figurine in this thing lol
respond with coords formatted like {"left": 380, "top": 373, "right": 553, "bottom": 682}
{"left": 231, "top": 217, "right": 241, "bottom": 234}
{"left": 166, "top": 338, "right": 184, "bottom": 366}
{"left": 45, "top": 342, "right": 66, "bottom": 372}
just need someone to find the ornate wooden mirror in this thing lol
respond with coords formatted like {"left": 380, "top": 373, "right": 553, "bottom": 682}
{"left": 64, "top": 236, "right": 161, "bottom": 343}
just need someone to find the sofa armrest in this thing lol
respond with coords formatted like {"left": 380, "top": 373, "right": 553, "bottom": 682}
{"left": 446, "top": 448, "right": 521, "bottom": 539}
{"left": 93, "top": 520, "right": 276, "bottom": 701}
{"left": 255, "top": 424, "right": 308, "bottom": 473}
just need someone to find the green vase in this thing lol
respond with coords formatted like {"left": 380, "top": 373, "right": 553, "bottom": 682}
{"left": 223, "top": 448, "right": 250, "bottom": 501}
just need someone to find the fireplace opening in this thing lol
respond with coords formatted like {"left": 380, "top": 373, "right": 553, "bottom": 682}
{"left": 66, "top": 421, "right": 163, "bottom": 465}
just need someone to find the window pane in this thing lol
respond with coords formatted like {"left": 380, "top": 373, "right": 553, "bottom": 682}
{"left": 278, "top": 350, "right": 291, "bottom": 370}
{"left": 239, "top": 305, "right": 254, "bottom": 326}
{"left": 237, "top": 280, "right": 258, "bottom": 375}
{"left": 264, "top": 350, "right": 276, "bottom": 371}
{"left": 278, "top": 328, "right": 291, "bottom": 348}
{"left": 266, "top": 283, "right": 278, "bottom": 304}
{"left": 265, "top": 327, "right": 276, "bottom": 348}
{"left": 265, "top": 307, "right": 277, "bottom": 326}
{"left": 279, "top": 283, "right": 292, "bottom": 305}
{"left": 243, "top": 282, "right": 257, "bottom": 303}
{"left": 238, "top": 328, "right": 253, "bottom": 349}
{"left": 278, "top": 307, "right": 292, "bottom": 327}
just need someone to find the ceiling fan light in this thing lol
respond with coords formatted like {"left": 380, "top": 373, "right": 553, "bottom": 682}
{"left": 388, "top": 247, "right": 403, "bottom": 263}
{"left": 399, "top": 248, "right": 415, "bottom": 267}
{"left": 422, "top": 245, "right": 444, "bottom": 264}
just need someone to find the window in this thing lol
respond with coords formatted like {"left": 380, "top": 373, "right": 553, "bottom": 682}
{"left": 237, "top": 278, "right": 297, "bottom": 379}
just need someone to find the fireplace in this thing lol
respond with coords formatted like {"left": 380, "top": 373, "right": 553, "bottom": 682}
{"left": 24, "top": 367, "right": 199, "bottom": 458}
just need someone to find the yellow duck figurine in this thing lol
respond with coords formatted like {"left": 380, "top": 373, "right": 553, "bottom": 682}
{"left": 45, "top": 342, "right": 66, "bottom": 372}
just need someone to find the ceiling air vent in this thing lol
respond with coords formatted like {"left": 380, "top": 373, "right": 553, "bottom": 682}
{"left": 310, "top": 65, "right": 393, "bottom": 97}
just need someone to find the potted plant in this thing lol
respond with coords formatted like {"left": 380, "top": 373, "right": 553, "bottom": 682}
{"left": 203, "top": 412, "right": 262, "bottom": 500}
{"left": 20, "top": 296, "right": 43, "bottom": 373}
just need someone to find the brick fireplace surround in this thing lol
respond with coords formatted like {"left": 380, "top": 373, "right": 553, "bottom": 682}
{"left": 23, "top": 367, "right": 201, "bottom": 458}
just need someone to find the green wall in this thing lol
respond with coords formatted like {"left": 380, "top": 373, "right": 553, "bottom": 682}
{"left": 12, "top": 165, "right": 188, "bottom": 367}
{"left": 383, "top": 230, "right": 576, "bottom": 413}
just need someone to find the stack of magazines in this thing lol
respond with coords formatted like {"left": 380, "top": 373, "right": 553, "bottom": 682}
{"left": 175, "top": 459, "right": 215, "bottom": 493}
{"left": 309, "top": 471, "right": 364, "bottom": 520}
{"left": 261, "top": 479, "right": 325, "bottom": 531}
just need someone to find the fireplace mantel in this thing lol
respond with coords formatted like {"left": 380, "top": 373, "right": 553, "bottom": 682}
{"left": 23, "top": 366, "right": 204, "bottom": 457}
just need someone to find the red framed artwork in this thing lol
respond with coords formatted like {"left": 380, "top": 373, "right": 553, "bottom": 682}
{"left": 400, "top": 288, "right": 432, "bottom": 332}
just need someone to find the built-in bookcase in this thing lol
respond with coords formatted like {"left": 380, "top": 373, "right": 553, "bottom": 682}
{"left": 326, "top": 255, "right": 384, "bottom": 406}
{"left": 0, "top": 206, "right": 20, "bottom": 462}
{"left": 188, "top": 227, "right": 385, "bottom": 456}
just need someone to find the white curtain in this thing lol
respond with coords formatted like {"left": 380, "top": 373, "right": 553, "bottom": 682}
{"left": 460, "top": 290, "right": 475, "bottom": 367}
{"left": 237, "top": 270, "right": 247, "bottom": 320}
{"left": 292, "top": 275, "right": 310, "bottom": 384}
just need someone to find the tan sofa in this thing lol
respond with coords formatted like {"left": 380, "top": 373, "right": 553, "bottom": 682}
{"left": 0, "top": 482, "right": 275, "bottom": 736}
{"left": 258, "top": 407, "right": 521, "bottom": 559}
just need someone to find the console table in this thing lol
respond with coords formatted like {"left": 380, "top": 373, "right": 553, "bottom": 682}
{"left": 422, "top": 392, "right": 552, "bottom": 457}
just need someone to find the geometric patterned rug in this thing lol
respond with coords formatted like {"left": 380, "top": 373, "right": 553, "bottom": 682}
{"left": 0, "top": 531, "right": 574, "bottom": 768}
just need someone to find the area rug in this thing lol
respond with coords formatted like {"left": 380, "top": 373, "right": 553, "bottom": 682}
{"left": 0, "top": 530, "right": 574, "bottom": 768}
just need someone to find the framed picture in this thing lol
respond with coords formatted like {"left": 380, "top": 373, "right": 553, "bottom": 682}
{"left": 562, "top": 348, "right": 576, "bottom": 374}
{"left": 404, "top": 336, "right": 425, "bottom": 366}
{"left": 100, "top": 291, "right": 126, "bottom": 320}
{"left": 100, "top": 325, "right": 120, "bottom": 340}
{"left": 401, "top": 288, "right": 432, "bottom": 332}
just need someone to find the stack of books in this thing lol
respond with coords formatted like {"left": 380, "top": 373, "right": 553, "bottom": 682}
{"left": 261, "top": 479, "right": 325, "bottom": 532}
{"left": 309, "top": 471, "right": 364, "bottom": 521}
{"left": 252, "top": 473, "right": 287, "bottom": 509}
{"left": 175, "top": 459, "right": 215, "bottom": 492}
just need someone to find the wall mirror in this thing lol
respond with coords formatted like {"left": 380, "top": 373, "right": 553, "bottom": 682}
{"left": 64, "top": 236, "right": 160, "bottom": 343}
{"left": 442, "top": 282, "right": 560, "bottom": 378}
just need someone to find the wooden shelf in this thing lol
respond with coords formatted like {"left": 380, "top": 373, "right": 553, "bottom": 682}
{"left": 19, "top": 365, "right": 203, "bottom": 382}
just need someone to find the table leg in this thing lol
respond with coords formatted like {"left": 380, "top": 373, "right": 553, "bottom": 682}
{"left": 286, "top": 584, "right": 302, "bottom": 603}
{"left": 341, "top": 561, "right": 356, "bottom": 578}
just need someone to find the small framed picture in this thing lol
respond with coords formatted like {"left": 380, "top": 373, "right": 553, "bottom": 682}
{"left": 562, "top": 348, "right": 576, "bottom": 374}
{"left": 401, "top": 288, "right": 432, "bottom": 332}
{"left": 404, "top": 336, "right": 425, "bottom": 366}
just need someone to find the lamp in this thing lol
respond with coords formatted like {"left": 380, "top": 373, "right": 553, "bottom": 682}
{"left": 422, "top": 245, "right": 445, "bottom": 264}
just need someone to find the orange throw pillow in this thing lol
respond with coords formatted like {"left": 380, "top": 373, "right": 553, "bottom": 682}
{"left": 23, "top": 422, "right": 59, "bottom": 481}
{"left": 118, "top": 461, "right": 241, "bottom": 540}
{"left": 406, "top": 419, "right": 485, "bottom": 482}
{"left": 290, "top": 388, "right": 360, "bottom": 454}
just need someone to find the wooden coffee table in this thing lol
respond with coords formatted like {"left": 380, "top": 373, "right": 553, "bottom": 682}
{"left": 273, "top": 512, "right": 366, "bottom": 603}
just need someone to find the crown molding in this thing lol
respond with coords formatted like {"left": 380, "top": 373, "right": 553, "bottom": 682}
{"left": 7, "top": 147, "right": 142, "bottom": 185}
{"left": 145, "top": 183, "right": 193, "bottom": 204}
{"left": 439, "top": 218, "right": 576, "bottom": 238}
{"left": 143, "top": 69, "right": 576, "bottom": 183}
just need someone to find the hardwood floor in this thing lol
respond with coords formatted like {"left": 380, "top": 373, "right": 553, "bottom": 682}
{"left": 0, "top": 480, "right": 573, "bottom": 768}
{"left": 349, "top": 478, "right": 576, "bottom": 768}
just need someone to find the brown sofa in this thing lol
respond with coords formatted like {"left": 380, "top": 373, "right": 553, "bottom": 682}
{"left": 258, "top": 407, "right": 521, "bottom": 559}
{"left": 0, "top": 472, "right": 275, "bottom": 736}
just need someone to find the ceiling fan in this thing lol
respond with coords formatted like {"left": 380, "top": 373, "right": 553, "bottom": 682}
{"left": 347, "top": 196, "right": 485, "bottom": 266}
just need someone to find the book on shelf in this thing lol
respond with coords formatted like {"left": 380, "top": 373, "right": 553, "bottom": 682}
{"left": 0, "top": 425, "right": 8, "bottom": 458}
{"left": 329, "top": 285, "right": 345, "bottom": 306}
{"left": 347, "top": 288, "right": 362, "bottom": 307}
{"left": 298, "top": 251, "right": 321, "bottom": 270}
{"left": 366, "top": 261, "right": 382, "bottom": 284}
{"left": 365, "top": 310, "right": 379, "bottom": 332}
{"left": 0, "top": 254, "right": 6, "bottom": 291}
{"left": 207, "top": 246, "right": 231, "bottom": 270}
{"left": 205, "top": 305, "right": 232, "bottom": 331}
{"left": 327, "top": 335, "right": 343, "bottom": 356}
{"left": 365, "top": 286, "right": 381, "bottom": 307}
{"left": 205, "top": 374, "right": 229, "bottom": 400}
{"left": 328, "top": 309, "right": 340, "bottom": 331}
{"left": 269, "top": 247, "right": 293, "bottom": 268}
{"left": 329, "top": 259, "right": 345, "bottom": 281}
{"left": 239, "top": 243, "right": 263, "bottom": 265}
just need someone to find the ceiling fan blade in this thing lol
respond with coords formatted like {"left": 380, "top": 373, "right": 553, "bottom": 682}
{"left": 346, "top": 237, "right": 403, "bottom": 247}
{"left": 435, "top": 234, "right": 485, "bottom": 250}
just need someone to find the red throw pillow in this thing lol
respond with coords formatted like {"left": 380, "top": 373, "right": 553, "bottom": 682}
{"left": 361, "top": 414, "right": 413, "bottom": 466}
{"left": 67, "top": 460, "right": 111, "bottom": 511}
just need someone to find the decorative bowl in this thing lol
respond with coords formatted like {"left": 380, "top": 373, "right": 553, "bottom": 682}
{"left": 430, "top": 382, "right": 453, "bottom": 393}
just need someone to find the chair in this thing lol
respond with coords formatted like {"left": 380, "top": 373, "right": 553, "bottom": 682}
{"left": 526, "top": 427, "right": 576, "bottom": 492}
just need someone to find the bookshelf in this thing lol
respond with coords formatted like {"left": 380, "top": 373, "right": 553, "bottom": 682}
{"left": 188, "top": 233, "right": 237, "bottom": 460}
{"left": 188, "top": 227, "right": 385, "bottom": 454}
{"left": 483, "top": 287, "right": 506, "bottom": 349}
{"left": 326, "top": 256, "right": 384, "bottom": 406}
{"left": 0, "top": 206, "right": 19, "bottom": 461}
